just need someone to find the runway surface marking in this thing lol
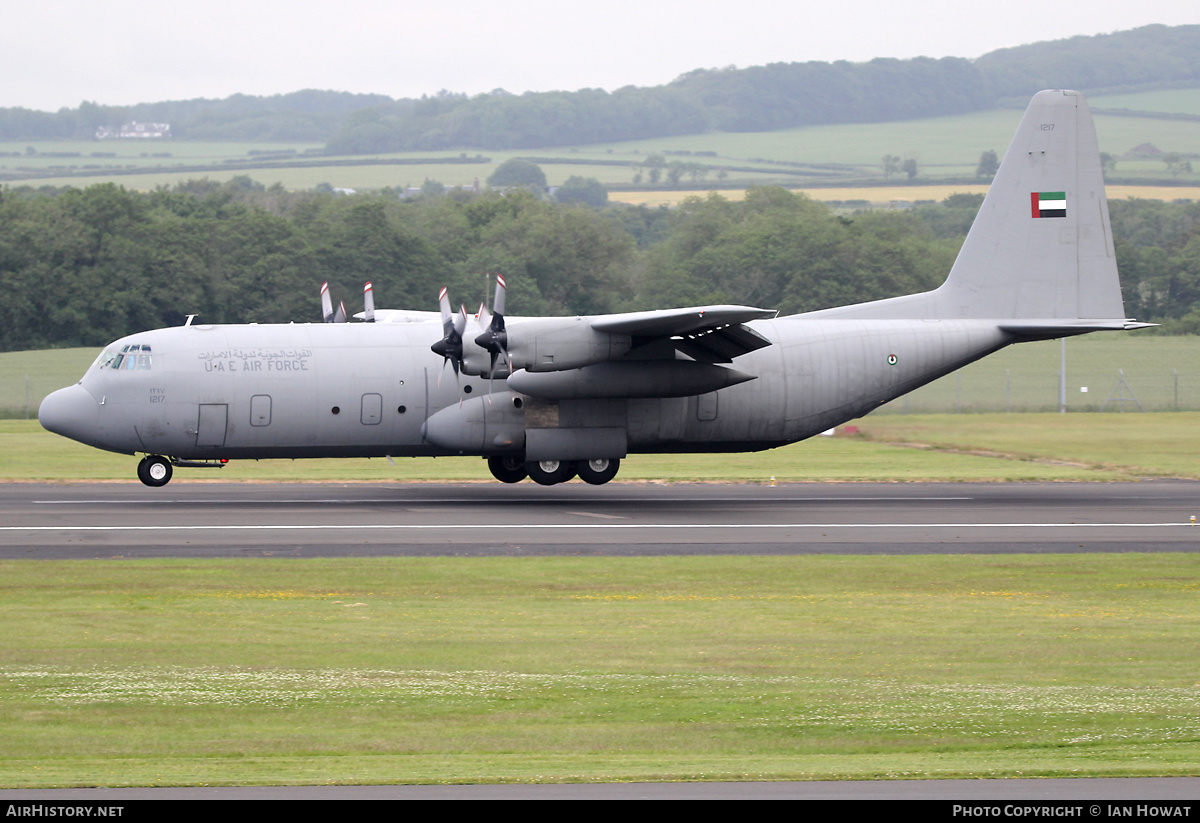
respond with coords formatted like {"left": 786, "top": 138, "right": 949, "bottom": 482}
{"left": 2, "top": 522, "right": 1193, "bottom": 531}
{"left": 28, "top": 495, "right": 976, "bottom": 505}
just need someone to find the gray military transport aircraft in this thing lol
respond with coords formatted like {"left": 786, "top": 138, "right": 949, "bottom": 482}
{"left": 39, "top": 90, "right": 1147, "bottom": 487}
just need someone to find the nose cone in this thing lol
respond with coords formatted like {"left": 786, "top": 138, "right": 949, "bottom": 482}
{"left": 39, "top": 384, "right": 99, "bottom": 447}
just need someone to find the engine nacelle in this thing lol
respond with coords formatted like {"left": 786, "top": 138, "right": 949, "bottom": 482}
{"left": 421, "top": 391, "right": 526, "bottom": 454}
{"left": 457, "top": 317, "right": 634, "bottom": 378}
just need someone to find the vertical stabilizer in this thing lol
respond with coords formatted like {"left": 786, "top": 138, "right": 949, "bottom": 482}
{"left": 937, "top": 89, "right": 1122, "bottom": 321}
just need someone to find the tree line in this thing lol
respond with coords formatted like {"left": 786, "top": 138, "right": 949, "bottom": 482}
{"left": 3, "top": 26, "right": 1197, "bottom": 150}
{"left": 325, "top": 25, "right": 1200, "bottom": 153}
{"left": 1, "top": 180, "right": 1197, "bottom": 352}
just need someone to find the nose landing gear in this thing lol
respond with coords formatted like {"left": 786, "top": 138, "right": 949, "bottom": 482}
{"left": 136, "top": 455, "right": 173, "bottom": 487}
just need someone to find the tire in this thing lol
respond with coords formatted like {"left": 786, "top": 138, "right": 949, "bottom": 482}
{"left": 137, "top": 455, "right": 173, "bottom": 487}
{"left": 525, "top": 459, "right": 572, "bottom": 486}
{"left": 487, "top": 455, "right": 527, "bottom": 484}
{"left": 576, "top": 458, "right": 620, "bottom": 485}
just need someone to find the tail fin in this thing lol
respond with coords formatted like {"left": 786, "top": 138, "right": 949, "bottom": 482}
{"left": 937, "top": 89, "right": 1124, "bottom": 322}
{"left": 810, "top": 90, "right": 1140, "bottom": 329}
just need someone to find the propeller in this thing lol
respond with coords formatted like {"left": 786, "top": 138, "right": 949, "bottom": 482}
{"left": 430, "top": 287, "right": 468, "bottom": 383}
{"left": 474, "top": 273, "right": 509, "bottom": 378}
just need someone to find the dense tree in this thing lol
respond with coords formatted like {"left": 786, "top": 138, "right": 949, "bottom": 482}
{"left": 976, "top": 150, "right": 999, "bottom": 178}
{"left": 487, "top": 159, "right": 547, "bottom": 189}
{"left": 1, "top": 181, "right": 1197, "bottom": 352}
{"left": 555, "top": 176, "right": 608, "bottom": 208}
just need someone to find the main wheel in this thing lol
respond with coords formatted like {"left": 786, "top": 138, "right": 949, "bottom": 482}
{"left": 137, "top": 455, "right": 173, "bottom": 487}
{"left": 526, "top": 459, "right": 573, "bottom": 486}
{"left": 576, "top": 457, "right": 620, "bottom": 485}
{"left": 488, "top": 455, "right": 528, "bottom": 484}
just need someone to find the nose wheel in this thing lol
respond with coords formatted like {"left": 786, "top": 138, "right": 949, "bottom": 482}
{"left": 137, "top": 455, "right": 173, "bottom": 487}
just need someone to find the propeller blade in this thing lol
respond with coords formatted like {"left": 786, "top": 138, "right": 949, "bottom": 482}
{"left": 363, "top": 282, "right": 375, "bottom": 323}
{"left": 320, "top": 282, "right": 334, "bottom": 323}
{"left": 334, "top": 300, "right": 347, "bottom": 324}
{"left": 493, "top": 273, "right": 506, "bottom": 317}
{"left": 437, "top": 287, "right": 452, "bottom": 330}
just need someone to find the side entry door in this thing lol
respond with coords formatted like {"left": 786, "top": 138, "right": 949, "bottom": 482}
{"left": 196, "top": 403, "right": 228, "bottom": 447}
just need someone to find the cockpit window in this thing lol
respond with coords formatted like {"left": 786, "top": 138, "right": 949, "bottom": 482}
{"left": 95, "top": 344, "right": 153, "bottom": 372}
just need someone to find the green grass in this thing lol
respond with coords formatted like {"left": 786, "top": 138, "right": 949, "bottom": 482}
{"left": 0, "top": 347, "right": 97, "bottom": 419}
{"left": 7, "top": 89, "right": 1199, "bottom": 192}
{"left": 3, "top": 554, "right": 1200, "bottom": 787}
{"left": 0, "top": 415, "right": 1159, "bottom": 483}
{"left": 1090, "top": 87, "right": 1200, "bottom": 116}
{"left": 858, "top": 412, "right": 1200, "bottom": 479}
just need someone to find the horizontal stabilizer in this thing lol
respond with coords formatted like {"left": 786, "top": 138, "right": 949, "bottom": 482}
{"left": 998, "top": 319, "right": 1157, "bottom": 339}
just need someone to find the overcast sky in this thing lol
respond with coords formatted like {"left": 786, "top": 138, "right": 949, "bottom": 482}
{"left": 3, "top": 0, "right": 1197, "bottom": 112}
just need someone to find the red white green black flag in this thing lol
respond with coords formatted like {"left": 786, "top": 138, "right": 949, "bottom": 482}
{"left": 1031, "top": 191, "right": 1066, "bottom": 218}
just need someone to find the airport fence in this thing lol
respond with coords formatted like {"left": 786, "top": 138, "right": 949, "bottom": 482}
{"left": 876, "top": 336, "right": 1200, "bottom": 414}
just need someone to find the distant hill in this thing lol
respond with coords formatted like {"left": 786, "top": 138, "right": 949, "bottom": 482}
{"left": 0, "top": 90, "right": 393, "bottom": 143}
{"left": 2, "top": 24, "right": 1198, "bottom": 150}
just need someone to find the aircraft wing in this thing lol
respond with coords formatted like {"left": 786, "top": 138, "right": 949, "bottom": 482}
{"left": 591, "top": 305, "right": 775, "bottom": 362}
{"left": 427, "top": 285, "right": 777, "bottom": 387}
{"left": 361, "top": 309, "right": 442, "bottom": 324}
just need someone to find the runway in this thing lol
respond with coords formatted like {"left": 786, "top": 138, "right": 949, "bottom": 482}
{"left": 3, "top": 479, "right": 1199, "bottom": 558}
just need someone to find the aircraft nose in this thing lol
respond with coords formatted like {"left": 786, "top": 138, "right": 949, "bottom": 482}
{"left": 39, "top": 384, "right": 99, "bottom": 447}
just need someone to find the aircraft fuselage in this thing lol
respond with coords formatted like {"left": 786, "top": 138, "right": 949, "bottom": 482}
{"left": 46, "top": 316, "right": 1012, "bottom": 463}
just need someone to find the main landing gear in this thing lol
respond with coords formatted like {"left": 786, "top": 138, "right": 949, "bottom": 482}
{"left": 486, "top": 456, "right": 621, "bottom": 486}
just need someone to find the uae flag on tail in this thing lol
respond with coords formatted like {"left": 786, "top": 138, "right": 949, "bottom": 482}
{"left": 1031, "top": 191, "right": 1067, "bottom": 218}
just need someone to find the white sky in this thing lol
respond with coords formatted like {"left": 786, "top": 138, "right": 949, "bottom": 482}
{"left": 3, "top": 0, "right": 1198, "bottom": 111}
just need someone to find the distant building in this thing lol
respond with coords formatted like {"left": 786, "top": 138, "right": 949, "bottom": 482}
{"left": 96, "top": 122, "right": 172, "bottom": 139}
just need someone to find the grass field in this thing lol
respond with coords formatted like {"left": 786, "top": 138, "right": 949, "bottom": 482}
{"left": 5, "top": 88, "right": 1198, "bottom": 192}
{"left": 5, "top": 408, "right": 1200, "bottom": 484}
{"left": 3, "top": 553, "right": 1200, "bottom": 787}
